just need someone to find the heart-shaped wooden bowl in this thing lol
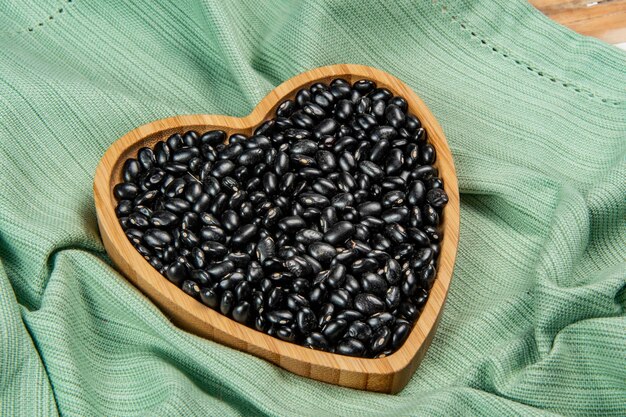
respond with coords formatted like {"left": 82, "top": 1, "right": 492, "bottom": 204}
{"left": 94, "top": 64, "right": 459, "bottom": 393}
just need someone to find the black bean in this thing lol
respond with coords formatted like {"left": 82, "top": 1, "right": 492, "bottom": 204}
{"left": 336, "top": 338, "right": 366, "bottom": 357}
{"left": 165, "top": 261, "right": 188, "bottom": 284}
{"left": 381, "top": 207, "right": 409, "bottom": 224}
{"left": 291, "top": 111, "right": 315, "bottom": 129}
{"left": 221, "top": 210, "right": 240, "bottom": 232}
{"left": 357, "top": 201, "right": 382, "bottom": 217}
{"left": 322, "top": 319, "right": 348, "bottom": 341}
{"left": 371, "top": 326, "right": 392, "bottom": 353}
{"left": 370, "top": 126, "right": 397, "bottom": 143}
{"left": 385, "top": 104, "right": 406, "bottom": 129}
{"left": 361, "top": 272, "right": 388, "bottom": 296}
{"left": 323, "top": 221, "right": 355, "bottom": 245}
{"left": 232, "top": 301, "right": 251, "bottom": 324}
{"left": 353, "top": 293, "right": 385, "bottom": 316}
{"left": 330, "top": 193, "right": 354, "bottom": 211}
{"left": 267, "top": 310, "right": 294, "bottom": 326}
{"left": 329, "top": 288, "right": 352, "bottom": 310}
{"left": 390, "top": 322, "right": 411, "bottom": 350}
{"left": 295, "top": 229, "right": 323, "bottom": 245}
{"left": 276, "top": 99, "right": 295, "bottom": 117}
{"left": 426, "top": 188, "right": 448, "bottom": 209}
{"left": 346, "top": 321, "right": 373, "bottom": 341}
{"left": 206, "top": 260, "right": 235, "bottom": 279}
{"left": 309, "top": 178, "right": 335, "bottom": 197}
{"left": 335, "top": 309, "right": 364, "bottom": 323}
{"left": 297, "top": 308, "right": 317, "bottom": 334}
{"left": 366, "top": 312, "right": 395, "bottom": 331}
{"left": 200, "top": 130, "right": 226, "bottom": 146}
{"left": 303, "top": 332, "right": 330, "bottom": 350}
{"left": 358, "top": 161, "right": 384, "bottom": 182}
{"left": 231, "top": 224, "right": 258, "bottom": 247}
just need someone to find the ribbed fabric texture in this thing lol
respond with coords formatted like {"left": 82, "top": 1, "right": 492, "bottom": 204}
{"left": 0, "top": 0, "right": 624, "bottom": 416}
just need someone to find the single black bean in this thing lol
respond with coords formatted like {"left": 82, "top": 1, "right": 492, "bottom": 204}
{"left": 353, "top": 293, "right": 384, "bottom": 316}
{"left": 346, "top": 321, "right": 373, "bottom": 341}
{"left": 232, "top": 301, "right": 251, "bottom": 323}
{"left": 336, "top": 338, "right": 366, "bottom": 357}
{"left": 322, "top": 319, "right": 348, "bottom": 342}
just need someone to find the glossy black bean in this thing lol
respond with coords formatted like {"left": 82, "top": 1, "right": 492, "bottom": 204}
{"left": 353, "top": 79, "right": 375, "bottom": 93}
{"left": 384, "top": 223, "right": 408, "bottom": 244}
{"left": 314, "top": 118, "right": 338, "bottom": 139}
{"left": 336, "top": 338, "right": 366, "bottom": 357}
{"left": 295, "top": 229, "right": 323, "bottom": 245}
{"left": 303, "top": 332, "right": 330, "bottom": 350}
{"left": 322, "top": 319, "right": 348, "bottom": 342}
{"left": 353, "top": 293, "right": 385, "bottom": 316}
{"left": 296, "top": 308, "right": 317, "bottom": 334}
{"left": 356, "top": 201, "right": 381, "bottom": 218}
{"left": 355, "top": 114, "right": 377, "bottom": 131}
{"left": 381, "top": 207, "right": 409, "bottom": 224}
{"left": 232, "top": 301, "right": 251, "bottom": 324}
{"left": 358, "top": 161, "right": 384, "bottom": 182}
{"left": 205, "top": 261, "right": 235, "bottom": 281}
{"left": 165, "top": 261, "right": 188, "bottom": 284}
{"left": 370, "top": 126, "right": 397, "bottom": 142}
{"left": 267, "top": 310, "right": 293, "bottom": 326}
{"left": 286, "top": 293, "right": 309, "bottom": 312}
{"left": 385, "top": 148, "right": 404, "bottom": 175}
{"left": 426, "top": 188, "right": 448, "bottom": 209}
{"left": 330, "top": 193, "right": 354, "bottom": 211}
{"left": 199, "top": 130, "right": 225, "bottom": 146}
{"left": 229, "top": 224, "right": 257, "bottom": 247}
{"left": 385, "top": 104, "right": 405, "bottom": 128}
{"left": 384, "top": 258, "right": 402, "bottom": 285}
{"left": 208, "top": 161, "right": 234, "bottom": 181}
{"left": 371, "top": 326, "right": 392, "bottom": 353}
{"left": 361, "top": 273, "right": 388, "bottom": 297}
{"left": 329, "top": 288, "right": 352, "bottom": 309}
{"left": 220, "top": 210, "right": 240, "bottom": 233}
{"left": 366, "top": 312, "right": 395, "bottom": 332}
{"left": 122, "top": 158, "right": 141, "bottom": 183}
{"left": 422, "top": 204, "right": 439, "bottom": 226}
{"left": 399, "top": 302, "right": 418, "bottom": 321}
{"left": 276, "top": 99, "right": 295, "bottom": 117}
{"left": 143, "top": 229, "right": 173, "bottom": 249}
{"left": 383, "top": 285, "right": 400, "bottom": 309}
{"left": 303, "top": 102, "right": 325, "bottom": 119}
{"left": 408, "top": 206, "right": 423, "bottom": 228}
{"left": 219, "top": 290, "right": 235, "bottom": 315}
{"left": 113, "top": 183, "right": 139, "bottom": 201}
{"left": 420, "top": 143, "right": 436, "bottom": 165}
{"left": 284, "top": 256, "right": 313, "bottom": 278}
{"left": 346, "top": 320, "right": 373, "bottom": 342}
{"left": 334, "top": 99, "right": 353, "bottom": 121}
{"left": 390, "top": 322, "right": 411, "bottom": 350}
{"left": 278, "top": 215, "right": 306, "bottom": 232}
{"left": 323, "top": 221, "right": 355, "bottom": 245}
{"left": 407, "top": 180, "right": 426, "bottom": 206}
{"left": 410, "top": 165, "right": 437, "bottom": 181}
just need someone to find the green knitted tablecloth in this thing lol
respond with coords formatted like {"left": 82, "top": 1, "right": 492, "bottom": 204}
{"left": 1, "top": 0, "right": 624, "bottom": 415}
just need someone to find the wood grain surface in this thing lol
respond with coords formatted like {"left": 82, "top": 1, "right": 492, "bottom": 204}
{"left": 531, "top": 0, "right": 626, "bottom": 44}
{"left": 94, "top": 64, "right": 460, "bottom": 394}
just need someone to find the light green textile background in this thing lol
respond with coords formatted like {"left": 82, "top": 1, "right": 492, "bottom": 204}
{"left": 0, "top": 0, "right": 624, "bottom": 416}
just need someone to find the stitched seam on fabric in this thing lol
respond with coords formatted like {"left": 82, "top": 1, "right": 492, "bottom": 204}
{"left": 14, "top": 0, "right": 75, "bottom": 34}
{"left": 432, "top": 0, "right": 624, "bottom": 106}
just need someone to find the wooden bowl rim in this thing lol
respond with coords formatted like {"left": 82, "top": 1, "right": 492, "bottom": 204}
{"left": 94, "top": 64, "right": 459, "bottom": 393}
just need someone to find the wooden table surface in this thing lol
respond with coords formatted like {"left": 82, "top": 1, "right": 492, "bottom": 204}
{"left": 530, "top": 0, "right": 626, "bottom": 45}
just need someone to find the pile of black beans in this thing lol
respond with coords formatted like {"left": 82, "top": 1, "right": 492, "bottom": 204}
{"left": 114, "top": 78, "right": 448, "bottom": 358}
